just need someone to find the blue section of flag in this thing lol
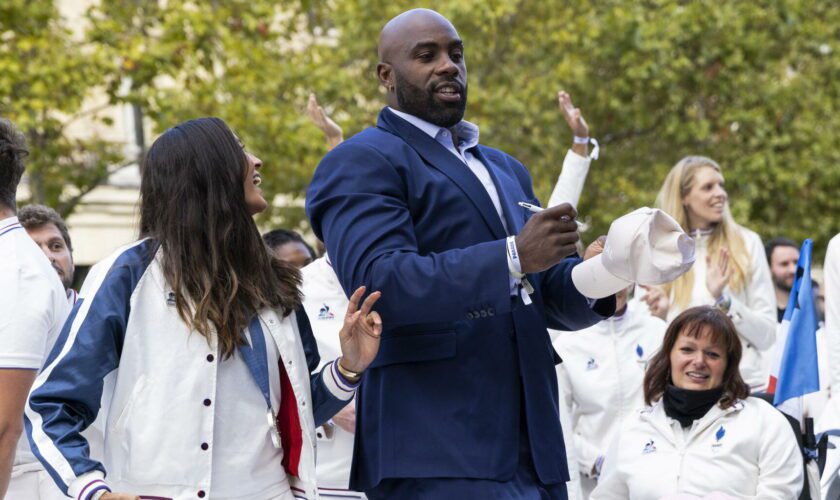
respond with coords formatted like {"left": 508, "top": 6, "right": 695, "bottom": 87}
{"left": 774, "top": 239, "right": 820, "bottom": 406}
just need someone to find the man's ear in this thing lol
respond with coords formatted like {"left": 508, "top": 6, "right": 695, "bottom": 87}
{"left": 377, "top": 62, "right": 393, "bottom": 91}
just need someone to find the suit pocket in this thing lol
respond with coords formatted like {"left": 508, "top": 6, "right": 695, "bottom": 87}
{"left": 368, "top": 328, "right": 456, "bottom": 368}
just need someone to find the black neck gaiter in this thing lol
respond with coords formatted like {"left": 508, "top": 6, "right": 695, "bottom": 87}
{"left": 663, "top": 383, "right": 724, "bottom": 428}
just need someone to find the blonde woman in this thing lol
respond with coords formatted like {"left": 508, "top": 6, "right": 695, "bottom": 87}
{"left": 641, "top": 156, "right": 776, "bottom": 391}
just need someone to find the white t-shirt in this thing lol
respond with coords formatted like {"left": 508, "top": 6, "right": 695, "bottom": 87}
{"left": 0, "top": 216, "right": 70, "bottom": 469}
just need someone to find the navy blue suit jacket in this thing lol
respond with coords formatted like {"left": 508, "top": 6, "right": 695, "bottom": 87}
{"left": 306, "top": 108, "right": 613, "bottom": 491}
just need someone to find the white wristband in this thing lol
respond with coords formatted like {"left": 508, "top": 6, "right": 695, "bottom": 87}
{"left": 506, "top": 236, "right": 525, "bottom": 279}
{"left": 573, "top": 136, "right": 589, "bottom": 144}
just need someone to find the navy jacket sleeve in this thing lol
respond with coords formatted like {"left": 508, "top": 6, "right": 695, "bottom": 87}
{"left": 294, "top": 307, "right": 353, "bottom": 426}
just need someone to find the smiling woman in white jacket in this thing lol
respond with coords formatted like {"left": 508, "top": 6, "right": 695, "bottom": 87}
{"left": 24, "top": 118, "right": 383, "bottom": 500}
{"left": 591, "top": 306, "right": 802, "bottom": 500}
{"left": 642, "top": 156, "right": 777, "bottom": 391}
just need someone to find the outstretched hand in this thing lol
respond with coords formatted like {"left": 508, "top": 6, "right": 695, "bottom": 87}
{"left": 307, "top": 93, "right": 343, "bottom": 150}
{"left": 338, "top": 286, "right": 382, "bottom": 374}
{"left": 558, "top": 90, "right": 589, "bottom": 138}
{"left": 558, "top": 91, "right": 590, "bottom": 157}
{"left": 639, "top": 284, "right": 670, "bottom": 320}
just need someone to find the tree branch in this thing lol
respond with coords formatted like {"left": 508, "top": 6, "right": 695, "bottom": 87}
{"left": 56, "top": 156, "right": 140, "bottom": 217}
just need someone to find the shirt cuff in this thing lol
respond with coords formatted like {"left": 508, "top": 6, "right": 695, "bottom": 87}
{"left": 322, "top": 359, "right": 359, "bottom": 402}
{"left": 68, "top": 471, "right": 111, "bottom": 500}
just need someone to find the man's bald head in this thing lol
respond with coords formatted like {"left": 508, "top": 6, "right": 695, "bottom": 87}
{"left": 376, "top": 9, "right": 468, "bottom": 127}
{"left": 378, "top": 9, "right": 455, "bottom": 62}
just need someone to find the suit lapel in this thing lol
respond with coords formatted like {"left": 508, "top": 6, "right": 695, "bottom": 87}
{"left": 378, "top": 108, "right": 507, "bottom": 239}
{"left": 473, "top": 147, "right": 523, "bottom": 235}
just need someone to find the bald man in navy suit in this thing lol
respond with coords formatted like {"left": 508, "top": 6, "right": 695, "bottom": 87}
{"left": 306, "top": 9, "right": 615, "bottom": 500}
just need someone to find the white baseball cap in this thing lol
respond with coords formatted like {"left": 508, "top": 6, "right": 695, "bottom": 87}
{"left": 571, "top": 207, "right": 696, "bottom": 299}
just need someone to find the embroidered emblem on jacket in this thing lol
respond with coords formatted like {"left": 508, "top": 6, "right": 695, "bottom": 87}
{"left": 166, "top": 291, "right": 176, "bottom": 306}
{"left": 586, "top": 357, "right": 599, "bottom": 370}
{"left": 635, "top": 344, "right": 644, "bottom": 358}
{"left": 318, "top": 304, "right": 335, "bottom": 320}
{"left": 712, "top": 425, "right": 726, "bottom": 449}
{"left": 642, "top": 439, "right": 656, "bottom": 454}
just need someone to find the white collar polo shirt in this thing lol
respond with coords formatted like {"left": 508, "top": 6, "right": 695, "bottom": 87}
{"left": 0, "top": 216, "right": 70, "bottom": 472}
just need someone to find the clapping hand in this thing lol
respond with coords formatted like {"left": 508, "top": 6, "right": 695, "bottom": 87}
{"left": 338, "top": 286, "right": 382, "bottom": 374}
{"left": 307, "top": 93, "right": 343, "bottom": 150}
{"left": 639, "top": 284, "right": 670, "bottom": 320}
{"left": 706, "top": 248, "right": 732, "bottom": 300}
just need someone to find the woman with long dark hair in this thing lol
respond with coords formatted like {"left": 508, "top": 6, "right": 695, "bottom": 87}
{"left": 24, "top": 117, "right": 381, "bottom": 500}
{"left": 590, "top": 306, "right": 802, "bottom": 499}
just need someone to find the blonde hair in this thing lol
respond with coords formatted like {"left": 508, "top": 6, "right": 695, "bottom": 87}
{"left": 655, "top": 156, "right": 750, "bottom": 309}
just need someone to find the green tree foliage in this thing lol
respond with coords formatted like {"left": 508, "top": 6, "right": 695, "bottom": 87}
{"left": 2, "top": 1, "right": 837, "bottom": 256}
{"left": 0, "top": 0, "right": 123, "bottom": 215}
{"left": 311, "top": 0, "right": 840, "bottom": 257}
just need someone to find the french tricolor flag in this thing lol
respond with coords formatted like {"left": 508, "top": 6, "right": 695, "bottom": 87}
{"left": 766, "top": 239, "right": 820, "bottom": 424}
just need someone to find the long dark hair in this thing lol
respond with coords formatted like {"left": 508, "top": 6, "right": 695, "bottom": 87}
{"left": 139, "top": 117, "right": 301, "bottom": 358}
{"left": 643, "top": 306, "right": 749, "bottom": 409}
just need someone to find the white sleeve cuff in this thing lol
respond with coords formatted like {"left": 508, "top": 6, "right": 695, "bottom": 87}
{"left": 322, "top": 359, "right": 357, "bottom": 402}
{"left": 68, "top": 470, "right": 111, "bottom": 500}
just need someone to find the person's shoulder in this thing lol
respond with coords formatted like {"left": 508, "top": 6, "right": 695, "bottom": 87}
{"left": 734, "top": 224, "right": 763, "bottom": 247}
{"left": 301, "top": 256, "right": 331, "bottom": 288}
{"left": 828, "top": 233, "right": 840, "bottom": 254}
{"left": 82, "top": 239, "right": 158, "bottom": 295}
{"left": 552, "top": 322, "right": 607, "bottom": 348}
{"left": 477, "top": 144, "right": 525, "bottom": 169}
{"left": 739, "top": 397, "right": 785, "bottom": 422}
{"left": 318, "top": 127, "right": 401, "bottom": 169}
{"left": 8, "top": 230, "right": 64, "bottom": 293}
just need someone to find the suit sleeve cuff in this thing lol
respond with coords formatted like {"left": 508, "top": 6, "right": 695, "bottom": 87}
{"left": 322, "top": 359, "right": 358, "bottom": 402}
{"left": 68, "top": 471, "right": 111, "bottom": 500}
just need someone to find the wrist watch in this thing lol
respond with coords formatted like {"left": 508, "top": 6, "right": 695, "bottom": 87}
{"left": 714, "top": 293, "right": 732, "bottom": 313}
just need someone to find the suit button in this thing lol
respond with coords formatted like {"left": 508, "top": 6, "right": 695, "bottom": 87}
{"left": 197, "top": 491, "right": 206, "bottom": 498}
{"left": 200, "top": 442, "right": 209, "bottom": 451}
{"left": 466, "top": 312, "right": 474, "bottom": 319}
{"left": 203, "top": 399, "right": 211, "bottom": 407}
{"left": 480, "top": 310, "right": 488, "bottom": 318}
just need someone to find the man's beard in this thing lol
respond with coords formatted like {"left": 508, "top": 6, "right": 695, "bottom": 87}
{"left": 773, "top": 274, "right": 793, "bottom": 292}
{"left": 395, "top": 73, "right": 467, "bottom": 128}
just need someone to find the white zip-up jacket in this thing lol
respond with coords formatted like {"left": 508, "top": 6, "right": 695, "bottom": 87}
{"left": 301, "top": 256, "right": 366, "bottom": 499}
{"left": 665, "top": 228, "right": 776, "bottom": 391}
{"left": 591, "top": 397, "right": 803, "bottom": 500}
{"left": 552, "top": 301, "right": 666, "bottom": 494}
{"left": 24, "top": 240, "right": 355, "bottom": 500}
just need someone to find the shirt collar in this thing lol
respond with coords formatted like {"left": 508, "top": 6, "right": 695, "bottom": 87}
{"left": 387, "top": 107, "right": 480, "bottom": 150}
{"left": 0, "top": 216, "right": 20, "bottom": 232}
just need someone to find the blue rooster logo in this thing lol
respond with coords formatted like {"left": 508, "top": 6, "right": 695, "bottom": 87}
{"left": 715, "top": 425, "right": 726, "bottom": 442}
